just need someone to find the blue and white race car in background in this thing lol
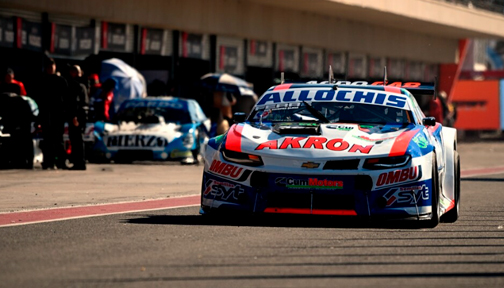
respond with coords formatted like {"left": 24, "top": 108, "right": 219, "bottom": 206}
{"left": 201, "top": 81, "right": 460, "bottom": 227}
{"left": 91, "top": 97, "right": 210, "bottom": 164}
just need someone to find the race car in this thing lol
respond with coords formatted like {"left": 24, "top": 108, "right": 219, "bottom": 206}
{"left": 91, "top": 97, "right": 210, "bottom": 164}
{"left": 200, "top": 81, "right": 460, "bottom": 227}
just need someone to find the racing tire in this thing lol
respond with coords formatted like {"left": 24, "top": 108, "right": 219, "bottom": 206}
{"left": 423, "top": 154, "right": 440, "bottom": 228}
{"left": 441, "top": 151, "right": 460, "bottom": 223}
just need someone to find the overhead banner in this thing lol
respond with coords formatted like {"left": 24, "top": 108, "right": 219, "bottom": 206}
{"left": 347, "top": 53, "right": 367, "bottom": 79}
{"left": 140, "top": 28, "right": 171, "bottom": 56}
{"left": 51, "top": 23, "right": 72, "bottom": 56}
{"left": 101, "top": 22, "right": 133, "bottom": 52}
{"left": 387, "top": 58, "right": 405, "bottom": 79}
{"left": 216, "top": 36, "right": 244, "bottom": 75}
{"left": 74, "top": 26, "right": 96, "bottom": 56}
{"left": 301, "top": 47, "right": 323, "bottom": 78}
{"left": 275, "top": 43, "right": 299, "bottom": 73}
{"left": 326, "top": 51, "right": 346, "bottom": 75}
{"left": 0, "top": 16, "right": 15, "bottom": 47}
{"left": 405, "top": 61, "right": 425, "bottom": 81}
{"left": 179, "top": 32, "right": 210, "bottom": 60}
{"left": 21, "top": 20, "right": 42, "bottom": 51}
{"left": 247, "top": 40, "right": 272, "bottom": 68}
{"left": 368, "top": 56, "right": 386, "bottom": 79}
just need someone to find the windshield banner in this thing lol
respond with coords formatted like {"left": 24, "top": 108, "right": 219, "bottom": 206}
{"left": 256, "top": 88, "right": 410, "bottom": 109}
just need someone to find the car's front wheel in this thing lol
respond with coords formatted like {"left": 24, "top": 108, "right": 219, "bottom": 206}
{"left": 423, "top": 153, "right": 440, "bottom": 228}
{"left": 442, "top": 150, "right": 460, "bottom": 223}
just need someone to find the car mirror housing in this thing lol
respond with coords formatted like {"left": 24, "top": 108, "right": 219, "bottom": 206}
{"left": 422, "top": 117, "right": 436, "bottom": 126}
{"left": 233, "top": 112, "right": 246, "bottom": 123}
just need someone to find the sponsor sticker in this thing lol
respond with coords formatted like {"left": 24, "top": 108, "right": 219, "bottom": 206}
{"left": 413, "top": 134, "right": 428, "bottom": 148}
{"left": 256, "top": 137, "right": 373, "bottom": 154}
{"left": 203, "top": 179, "right": 244, "bottom": 201}
{"left": 376, "top": 166, "right": 421, "bottom": 187}
{"left": 170, "top": 150, "right": 191, "bottom": 158}
{"left": 123, "top": 100, "right": 184, "bottom": 110}
{"left": 382, "top": 184, "right": 429, "bottom": 206}
{"left": 275, "top": 177, "right": 343, "bottom": 190}
{"left": 106, "top": 135, "right": 168, "bottom": 148}
{"left": 256, "top": 89, "right": 408, "bottom": 109}
{"left": 209, "top": 160, "right": 250, "bottom": 180}
{"left": 326, "top": 125, "right": 353, "bottom": 131}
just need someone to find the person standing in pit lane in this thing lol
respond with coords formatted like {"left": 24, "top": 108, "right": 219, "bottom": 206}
{"left": 35, "top": 58, "right": 68, "bottom": 170}
{"left": 94, "top": 78, "right": 116, "bottom": 122}
{"left": 66, "top": 65, "right": 89, "bottom": 170}
{"left": 0, "top": 68, "right": 27, "bottom": 96}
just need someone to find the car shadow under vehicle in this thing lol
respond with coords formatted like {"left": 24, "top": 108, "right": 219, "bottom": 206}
{"left": 123, "top": 213, "right": 436, "bottom": 230}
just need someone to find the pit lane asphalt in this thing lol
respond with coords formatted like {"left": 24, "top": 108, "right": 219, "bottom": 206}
{"left": 1, "top": 141, "right": 504, "bottom": 288}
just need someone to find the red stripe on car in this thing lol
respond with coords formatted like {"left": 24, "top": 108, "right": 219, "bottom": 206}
{"left": 225, "top": 124, "right": 244, "bottom": 152}
{"left": 273, "top": 84, "right": 293, "bottom": 91}
{"left": 388, "top": 128, "right": 420, "bottom": 157}
{"left": 384, "top": 86, "right": 402, "bottom": 94}
{"left": 264, "top": 208, "right": 357, "bottom": 216}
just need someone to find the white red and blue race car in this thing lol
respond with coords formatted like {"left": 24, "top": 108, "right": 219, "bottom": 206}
{"left": 200, "top": 81, "right": 460, "bottom": 227}
{"left": 90, "top": 97, "right": 210, "bottom": 164}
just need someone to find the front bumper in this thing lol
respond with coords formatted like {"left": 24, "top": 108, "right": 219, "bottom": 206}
{"left": 201, "top": 168, "right": 433, "bottom": 219}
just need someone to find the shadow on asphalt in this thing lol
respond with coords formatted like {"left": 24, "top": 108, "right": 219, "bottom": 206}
{"left": 124, "top": 214, "right": 441, "bottom": 230}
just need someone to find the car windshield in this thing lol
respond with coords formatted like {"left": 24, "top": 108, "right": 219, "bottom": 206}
{"left": 248, "top": 102, "right": 412, "bottom": 125}
{"left": 116, "top": 106, "right": 192, "bottom": 124}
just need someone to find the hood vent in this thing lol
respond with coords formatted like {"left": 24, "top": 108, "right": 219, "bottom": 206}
{"left": 273, "top": 124, "right": 320, "bottom": 135}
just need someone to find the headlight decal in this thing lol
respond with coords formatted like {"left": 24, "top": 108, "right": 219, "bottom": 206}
{"left": 363, "top": 155, "right": 411, "bottom": 170}
{"left": 221, "top": 148, "right": 263, "bottom": 167}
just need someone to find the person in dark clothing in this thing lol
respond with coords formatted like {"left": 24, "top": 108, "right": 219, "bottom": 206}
{"left": 35, "top": 58, "right": 68, "bottom": 170}
{"left": 66, "top": 65, "right": 89, "bottom": 170}
{"left": 0, "top": 92, "right": 34, "bottom": 169}
{"left": 0, "top": 68, "right": 27, "bottom": 95}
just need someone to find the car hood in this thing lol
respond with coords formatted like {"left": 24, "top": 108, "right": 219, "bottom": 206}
{"left": 103, "top": 122, "right": 195, "bottom": 141}
{"left": 224, "top": 123, "right": 424, "bottom": 159}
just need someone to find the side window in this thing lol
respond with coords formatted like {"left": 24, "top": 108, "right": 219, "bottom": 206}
{"left": 190, "top": 101, "right": 207, "bottom": 122}
{"left": 409, "top": 95, "right": 424, "bottom": 124}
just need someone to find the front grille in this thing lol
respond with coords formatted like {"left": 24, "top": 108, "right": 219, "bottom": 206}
{"left": 354, "top": 175, "right": 373, "bottom": 191}
{"left": 267, "top": 192, "right": 355, "bottom": 210}
{"left": 250, "top": 171, "right": 269, "bottom": 188}
{"left": 323, "top": 159, "right": 360, "bottom": 170}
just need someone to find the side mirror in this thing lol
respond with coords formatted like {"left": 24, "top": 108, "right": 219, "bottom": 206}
{"left": 233, "top": 112, "right": 246, "bottom": 123}
{"left": 422, "top": 117, "right": 436, "bottom": 126}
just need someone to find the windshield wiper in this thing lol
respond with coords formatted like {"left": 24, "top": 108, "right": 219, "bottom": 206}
{"left": 302, "top": 101, "right": 329, "bottom": 123}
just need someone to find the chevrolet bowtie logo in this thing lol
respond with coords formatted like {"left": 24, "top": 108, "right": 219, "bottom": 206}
{"left": 301, "top": 162, "right": 320, "bottom": 169}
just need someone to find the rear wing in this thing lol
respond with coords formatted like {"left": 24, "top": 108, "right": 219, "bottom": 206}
{"left": 330, "top": 80, "right": 436, "bottom": 98}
